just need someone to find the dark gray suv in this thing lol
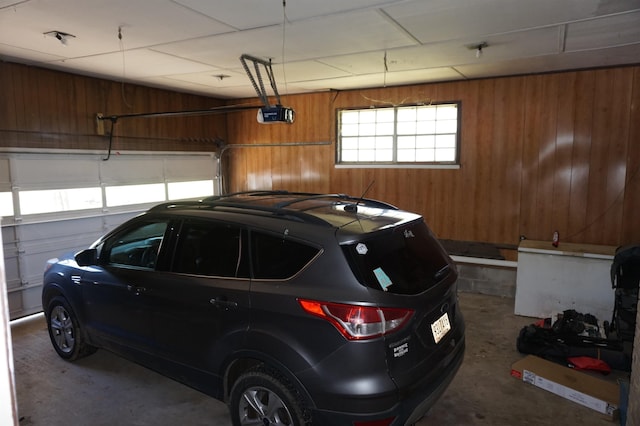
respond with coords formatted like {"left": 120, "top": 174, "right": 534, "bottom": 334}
{"left": 42, "top": 191, "right": 465, "bottom": 426}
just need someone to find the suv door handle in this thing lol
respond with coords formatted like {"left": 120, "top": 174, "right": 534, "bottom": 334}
{"left": 210, "top": 296, "right": 238, "bottom": 310}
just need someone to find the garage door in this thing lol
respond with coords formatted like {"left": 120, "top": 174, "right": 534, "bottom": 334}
{"left": 1, "top": 151, "right": 219, "bottom": 320}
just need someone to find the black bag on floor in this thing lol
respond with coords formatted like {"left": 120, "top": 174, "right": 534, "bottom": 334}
{"left": 608, "top": 244, "right": 640, "bottom": 344}
{"left": 517, "top": 319, "right": 631, "bottom": 371}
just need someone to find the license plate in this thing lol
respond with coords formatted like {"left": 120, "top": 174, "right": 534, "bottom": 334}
{"left": 431, "top": 312, "right": 451, "bottom": 344}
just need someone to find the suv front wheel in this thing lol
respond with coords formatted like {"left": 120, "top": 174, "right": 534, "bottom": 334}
{"left": 46, "top": 296, "right": 97, "bottom": 361}
{"left": 229, "top": 367, "right": 310, "bottom": 426}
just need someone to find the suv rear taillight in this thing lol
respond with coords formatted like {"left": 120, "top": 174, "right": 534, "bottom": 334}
{"left": 298, "top": 299, "right": 413, "bottom": 340}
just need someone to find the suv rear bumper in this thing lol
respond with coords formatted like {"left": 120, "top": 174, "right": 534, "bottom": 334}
{"left": 311, "top": 334, "right": 465, "bottom": 426}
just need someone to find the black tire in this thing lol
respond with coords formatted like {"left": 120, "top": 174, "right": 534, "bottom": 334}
{"left": 46, "top": 296, "right": 97, "bottom": 361}
{"left": 229, "top": 366, "right": 310, "bottom": 426}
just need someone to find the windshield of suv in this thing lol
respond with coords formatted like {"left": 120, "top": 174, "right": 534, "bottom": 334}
{"left": 341, "top": 220, "right": 451, "bottom": 295}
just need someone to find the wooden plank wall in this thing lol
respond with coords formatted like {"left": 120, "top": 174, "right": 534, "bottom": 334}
{"left": 0, "top": 61, "right": 226, "bottom": 152}
{"left": 226, "top": 66, "right": 640, "bottom": 250}
{"left": 1, "top": 61, "right": 638, "bottom": 250}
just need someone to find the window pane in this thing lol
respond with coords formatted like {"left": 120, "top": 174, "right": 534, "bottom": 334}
{"left": 397, "top": 107, "right": 417, "bottom": 121}
{"left": 397, "top": 150, "right": 416, "bottom": 162}
{"left": 416, "top": 135, "right": 435, "bottom": 149}
{"left": 435, "top": 134, "right": 456, "bottom": 148}
{"left": 437, "top": 105, "right": 458, "bottom": 120}
{"left": 106, "top": 183, "right": 165, "bottom": 207}
{"left": 416, "top": 120, "right": 436, "bottom": 134}
{"left": 376, "top": 150, "right": 393, "bottom": 161}
{"left": 106, "top": 221, "right": 167, "bottom": 269}
{"left": 168, "top": 180, "right": 214, "bottom": 200}
{"left": 397, "top": 121, "right": 416, "bottom": 135}
{"left": 0, "top": 192, "right": 13, "bottom": 217}
{"left": 252, "top": 232, "right": 319, "bottom": 279}
{"left": 416, "top": 149, "right": 435, "bottom": 162}
{"left": 375, "top": 122, "right": 394, "bottom": 135}
{"left": 417, "top": 107, "right": 436, "bottom": 121}
{"left": 359, "top": 123, "right": 376, "bottom": 136}
{"left": 375, "top": 136, "right": 393, "bottom": 150}
{"left": 338, "top": 103, "right": 458, "bottom": 166}
{"left": 435, "top": 148, "right": 457, "bottom": 162}
{"left": 359, "top": 137, "right": 376, "bottom": 150}
{"left": 342, "top": 137, "right": 359, "bottom": 150}
{"left": 398, "top": 136, "right": 416, "bottom": 149}
{"left": 436, "top": 119, "right": 458, "bottom": 134}
{"left": 342, "top": 123, "right": 359, "bottom": 136}
{"left": 173, "top": 221, "right": 248, "bottom": 278}
{"left": 359, "top": 150, "right": 376, "bottom": 161}
{"left": 377, "top": 109, "right": 395, "bottom": 122}
{"left": 341, "top": 111, "right": 360, "bottom": 124}
{"left": 20, "top": 187, "right": 102, "bottom": 215}
{"left": 342, "top": 150, "right": 358, "bottom": 162}
{"left": 360, "top": 110, "right": 377, "bottom": 123}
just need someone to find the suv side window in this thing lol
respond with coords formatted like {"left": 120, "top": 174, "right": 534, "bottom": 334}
{"left": 251, "top": 231, "right": 319, "bottom": 279}
{"left": 103, "top": 220, "right": 168, "bottom": 269}
{"left": 173, "top": 220, "right": 249, "bottom": 278}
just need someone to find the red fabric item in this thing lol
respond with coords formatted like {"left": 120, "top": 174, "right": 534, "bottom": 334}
{"left": 568, "top": 356, "right": 611, "bottom": 374}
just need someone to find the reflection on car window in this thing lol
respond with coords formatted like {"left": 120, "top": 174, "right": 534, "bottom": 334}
{"left": 252, "top": 232, "right": 319, "bottom": 279}
{"left": 106, "top": 221, "right": 168, "bottom": 269}
{"left": 173, "top": 221, "right": 249, "bottom": 278}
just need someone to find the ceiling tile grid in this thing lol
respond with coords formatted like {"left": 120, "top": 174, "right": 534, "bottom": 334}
{"left": 0, "top": 0, "right": 638, "bottom": 99}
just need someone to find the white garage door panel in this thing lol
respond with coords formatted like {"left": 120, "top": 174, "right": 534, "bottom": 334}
{"left": 165, "top": 156, "right": 217, "bottom": 180}
{"left": 12, "top": 156, "right": 101, "bottom": 188}
{"left": 1, "top": 226, "right": 19, "bottom": 290}
{"left": 0, "top": 158, "right": 10, "bottom": 189}
{"left": 2, "top": 150, "right": 219, "bottom": 319}
{"left": 103, "top": 211, "right": 144, "bottom": 230}
{"left": 101, "top": 157, "right": 167, "bottom": 184}
{"left": 17, "top": 216, "right": 104, "bottom": 243}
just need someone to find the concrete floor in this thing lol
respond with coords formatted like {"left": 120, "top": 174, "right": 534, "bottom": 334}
{"left": 12, "top": 293, "right": 618, "bottom": 426}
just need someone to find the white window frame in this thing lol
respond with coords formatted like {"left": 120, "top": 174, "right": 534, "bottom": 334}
{"left": 336, "top": 102, "right": 461, "bottom": 168}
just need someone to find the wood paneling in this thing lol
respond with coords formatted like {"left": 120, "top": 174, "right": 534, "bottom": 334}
{"left": 2, "top": 60, "right": 639, "bottom": 249}
{"left": 0, "top": 61, "right": 226, "bottom": 153}
{"left": 226, "top": 66, "right": 640, "bottom": 249}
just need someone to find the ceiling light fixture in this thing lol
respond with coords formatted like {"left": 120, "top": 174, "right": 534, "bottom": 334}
{"left": 44, "top": 30, "right": 76, "bottom": 46}
{"left": 467, "top": 41, "right": 488, "bottom": 58}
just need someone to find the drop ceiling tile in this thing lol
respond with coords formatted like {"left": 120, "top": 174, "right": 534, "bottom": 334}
{"left": 382, "top": 0, "right": 634, "bottom": 44}
{"left": 0, "top": 44, "right": 65, "bottom": 63}
{"left": 294, "top": 67, "right": 462, "bottom": 92}
{"left": 173, "top": 0, "right": 408, "bottom": 29}
{"left": 317, "top": 26, "right": 561, "bottom": 78}
{"left": 162, "top": 69, "right": 248, "bottom": 88}
{"left": 151, "top": 26, "right": 284, "bottom": 69}
{"left": 272, "top": 60, "right": 352, "bottom": 82}
{"left": 317, "top": 51, "right": 389, "bottom": 75}
{"left": 281, "top": 9, "right": 418, "bottom": 59}
{"left": 153, "top": 9, "right": 417, "bottom": 69}
{"left": 53, "top": 49, "right": 217, "bottom": 79}
{"left": 456, "top": 43, "right": 640, "bottom": 79}
{"left": 565, "top": 11, "right": 640, "bottom": 51}
{"left": 0, "top": 0, "right": 234, "bottom": 59}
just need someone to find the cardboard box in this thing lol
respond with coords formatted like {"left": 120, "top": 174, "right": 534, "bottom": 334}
{"left": 511, "top": 355, "right": 619, "bottom": 420}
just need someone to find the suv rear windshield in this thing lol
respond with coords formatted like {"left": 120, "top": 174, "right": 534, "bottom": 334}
{"left": 341, "top": 221, "right": 451, "bottom": 295}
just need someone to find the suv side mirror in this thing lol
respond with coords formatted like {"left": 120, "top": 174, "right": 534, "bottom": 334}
{"left": 75, "top": 248, "right": 98, "bottom": 266}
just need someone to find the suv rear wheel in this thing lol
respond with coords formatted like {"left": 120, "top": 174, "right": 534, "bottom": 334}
{"left": 46, "top": 296, "right": 97, "bottom": 361}
{"left": 229, "top": 367, "right": 310, "bottom": 426}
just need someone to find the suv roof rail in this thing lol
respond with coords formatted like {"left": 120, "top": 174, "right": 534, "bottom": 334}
{"left": 149, "top": 196, "right": 331, "bottom": 226}
{"left": 205, "top": 191, "right": 398, "bottom": 210}
{"left": 149, "top": 191, "right": 398, "bottom": 227}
